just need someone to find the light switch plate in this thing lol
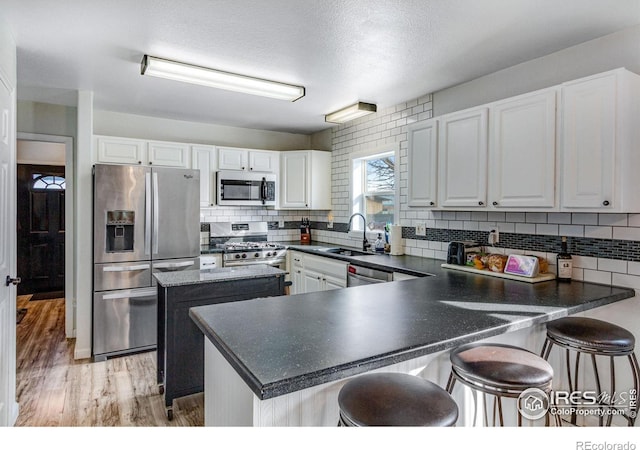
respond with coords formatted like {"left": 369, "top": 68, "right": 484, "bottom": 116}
{"left": 327, "top": 221, "right": 333, "bottom": 229}
{"left": 279, "top": 220, "right": 285, "bottom": 228}
{"left": 416, "top": 223, "right": 426, "bottom": 236}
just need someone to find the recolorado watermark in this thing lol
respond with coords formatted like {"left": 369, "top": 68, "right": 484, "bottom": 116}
{"left": 575, "top": 442, "right": 636, "bottom": 450}
{"left": 517, "top": 387, "right": 637, "bottom": 420}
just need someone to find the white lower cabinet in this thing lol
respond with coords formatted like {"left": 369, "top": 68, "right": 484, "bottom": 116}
{"left": 289, "top": 251, "right": 347, "bottom": 294}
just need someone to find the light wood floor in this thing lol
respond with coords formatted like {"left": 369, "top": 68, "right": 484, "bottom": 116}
{"left": 15, "top": 295, "right": 204, "bottom": 426}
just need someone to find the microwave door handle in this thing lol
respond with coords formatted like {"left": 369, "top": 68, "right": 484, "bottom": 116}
{"left": 153, "top": 172, "right": 159, "bottom": 255}
{"left": 145, "top": 172, "right": 151, "bottom": 256}
{"left": 261, "top": 177, "right": 266, "bottom": 205}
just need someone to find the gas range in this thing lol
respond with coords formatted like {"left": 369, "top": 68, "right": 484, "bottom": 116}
{"left": 221, "top": 241, "right": 287, "bottom": 266}
{"left": 207, "top": 221, "right": 287, "bottom": 267}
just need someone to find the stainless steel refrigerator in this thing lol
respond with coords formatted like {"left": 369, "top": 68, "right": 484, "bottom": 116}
{"left": 92, "top": 164, "right": 200, "bottom": 361}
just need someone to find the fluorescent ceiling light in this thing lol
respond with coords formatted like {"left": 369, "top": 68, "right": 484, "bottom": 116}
{"left": 325, "top": 102, "right": 377, "bottom": 124}
{"left": 141, "top": 55, "right": 305, "bottom": 102}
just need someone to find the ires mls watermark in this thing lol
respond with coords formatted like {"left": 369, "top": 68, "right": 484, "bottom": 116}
{"left": 517, "top": 387, "right": 638, "bottom": 420}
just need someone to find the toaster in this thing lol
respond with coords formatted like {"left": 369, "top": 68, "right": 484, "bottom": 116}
{"left": 447, "top": 241, "right": 481, "bottom": 265}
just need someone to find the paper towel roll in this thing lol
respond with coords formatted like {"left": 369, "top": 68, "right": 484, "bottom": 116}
{"left": 389, "top": 224, "right": 404, "bottom": 255}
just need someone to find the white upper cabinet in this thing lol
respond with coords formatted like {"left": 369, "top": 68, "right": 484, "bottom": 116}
{"left": 407, "top": 119, "right": 438, "bottom": 207}
{"left": 438, "top": 107, "right": 488, "bottom": 208}
{"left": 191, "top": 145, "right": 217, "bottom": 207}
{"left": 560, "top": 69, "right": 640, "bottom": 212}
{"left": 147, "top": 140, "right": 190, "bottom": 167}
{"left": 279, "top": 150, "right": 331, "bottom": 210}
{"left": 217, "top": 146, "right": 279, "bottom": 172}
{"left": 95, "top": 136, "right": 146, "bottom": 165}
{"left": 488, "top": 88, "right": 558, "bottom": 209}
{"left": 95, "top": 136, "right": 190, "bottom": 168}
{"left": 249, "top": 150, "right": 279, "bottom": 172}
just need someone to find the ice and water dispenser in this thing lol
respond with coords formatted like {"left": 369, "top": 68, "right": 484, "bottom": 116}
{"left": 105, "top": 210, "right": 135, "bottom": 252}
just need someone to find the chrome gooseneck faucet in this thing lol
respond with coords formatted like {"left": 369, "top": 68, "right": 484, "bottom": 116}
{"left": 347, "top": 213, "right": 371, "bottom": 252}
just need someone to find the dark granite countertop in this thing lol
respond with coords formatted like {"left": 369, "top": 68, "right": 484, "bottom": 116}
{"left": 154, "top": 265, "right": 285, "bottom": 287}
{"left": 189, "top": 260, "right": 635, "bottom": 400}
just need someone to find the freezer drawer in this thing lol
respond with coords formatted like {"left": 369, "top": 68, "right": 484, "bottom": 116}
{"left": 94, "top": 261, "right": 152, "bottom": 291}
{"left": 93, "top": 287, "right": 157, "bottom": 359}
{"left": 151, "top": 257, "right": 199, "bottom": 286}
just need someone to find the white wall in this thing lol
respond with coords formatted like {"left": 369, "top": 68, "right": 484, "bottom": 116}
{"left": 93, "top": 110, "right": 312, "bottom": 151}
{"left": 433, "top": 24, "right": 640, "bottom": 116}
{"left": 17, "top": 140, "right": 65, "bottom": 165}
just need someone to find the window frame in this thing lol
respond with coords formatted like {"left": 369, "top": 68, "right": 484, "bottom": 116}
{"left": 349, "top": 143, "right": 400, "bottom": 236}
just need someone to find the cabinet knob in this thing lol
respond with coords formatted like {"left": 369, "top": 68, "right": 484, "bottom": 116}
{"left": 492, "top": 201, "right": 498, "bottom": 206}
{"left": 317, "top": 276, "right": 321, "bottom": 280}
{"left": 149, "top": 161, "right": 153, "bottom": 165}
{"left": 242, "top": 167, "right": 245, "bottom": 170}
{"left": 429, "top": 201, "right": 435, "bottom": 206}
{"left": 603, "top": 200, "right": 610, "bottom": 206}
{"left": 249, "top": 167, "right": 253, "bottom": 171}
{"left": 478, "top": 201, "right": 484, "bottom": 206}
{"left": 138, "top": 161, "right": 142, "bottom": 165}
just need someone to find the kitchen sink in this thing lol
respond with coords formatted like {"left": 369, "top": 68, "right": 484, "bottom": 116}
{"left": 320, "top": 247, "right": 375, "bottom": 256}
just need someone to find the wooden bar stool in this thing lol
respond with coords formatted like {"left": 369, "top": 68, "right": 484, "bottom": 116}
{"left": 337, "top": 372, "right": 459, "bottom": 426}
{"left": 541, "top": 317, "right": 640, "bottom": 426}
{"left": 446, "top": 342, "right": 555, "bottom": 426}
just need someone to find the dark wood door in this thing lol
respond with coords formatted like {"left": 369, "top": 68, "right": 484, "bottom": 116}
{"left": 17, "top": 164, "right": 65, "bottom": 295}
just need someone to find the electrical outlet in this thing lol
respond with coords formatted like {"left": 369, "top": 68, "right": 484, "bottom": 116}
{"left": 488, "top": 228, "right": 499, "bottom": 245}
{"left": 327, "top": 221, "right": 333, "bottom": 229}
{"left": 416, "top": 223, "right": 427, "bottom": 236}
{"left": 278, "top": 220, "right": 285, "bottom": 228}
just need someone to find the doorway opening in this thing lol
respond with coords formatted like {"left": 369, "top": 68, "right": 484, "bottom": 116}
{"left": 15, "top": 133, "right": 74, "bottom": 338}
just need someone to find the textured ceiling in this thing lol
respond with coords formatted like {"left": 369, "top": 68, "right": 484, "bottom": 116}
{"left": 3, "top": 0, "right": 640, "bottom": 134}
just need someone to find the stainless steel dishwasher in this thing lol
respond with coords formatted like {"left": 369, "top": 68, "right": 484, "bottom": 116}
{"left": 347, "top": 263, "right": 393, "bottom": 286}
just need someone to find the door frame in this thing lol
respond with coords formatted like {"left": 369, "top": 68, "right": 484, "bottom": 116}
{"left": 17, "top": 132, "right": 74, "bottom": 338}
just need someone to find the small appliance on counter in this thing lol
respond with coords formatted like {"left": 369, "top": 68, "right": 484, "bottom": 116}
{"left": 300, "top": 218, "right": 311, "bottom": 244}
{"left": 446, "top": 241, "right": 481, "bottom": 265}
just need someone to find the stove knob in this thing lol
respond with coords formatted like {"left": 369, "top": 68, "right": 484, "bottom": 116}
{"left": 235, "top": 254, "right": 241, "bottom": 259}
{"left": 266, "top": 252, "right": 272, "bottom": 257}
{"left": 241, "top": 253, "right": 247, "bottom": 259}
{"left": 254, "top": 252, "right": 260, "bottom": 258}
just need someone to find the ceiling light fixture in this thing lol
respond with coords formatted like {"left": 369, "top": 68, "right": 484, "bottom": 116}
{"left": 141, "top": 55, "right": 305, "bottom": 102}
{"left": 325, "top": 102, "right": 377, "bottom": 124}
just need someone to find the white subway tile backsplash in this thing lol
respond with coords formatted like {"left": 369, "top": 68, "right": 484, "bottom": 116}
{"left": 464, "top": 221, "right": 479, "bottom": 231}
{"left": 572, "top": 255, "right": 598, "bottom": 270}
{"left": 572, "top": 268, "right": 584, "bottom": 281}
{"left": 526, "top": 212, "right": 547, "bottom": 223}
{"left": 611, "top": 273, "right": 640, "bottom": 291}
{"left": 612, "top": 226, "right": 640, "bottom": 241}
{"left": 628, "top": 261, "right": 640, "bottom": 276}
{"left": 515, "top": 223, "right": 536, "bottom": 234}
{"left": 584, "top": 226, "right": 613, "bottom": 239}
{"left": 548, "top": 213, "right": 572, "bottom": 224}
{"left": 598, "top": 214, "right": 628, "bottom": 226}
{"left": 583, "top": 269, "right": 612, "bottom": 285}
{"left": 471, "top": 212, "right": 488, "bottom": 221}
{"left": 487, "top": 212, "right": 506, "bottom": 222}
{"left": 558, "top": 225, "right": 584, "bottom": 237}
{"left": 628, "top": 214, "right": 640, "bottom": 227}
{"left": 505, "top": 212, "right": 526, "bottom": 223}
{"left": 536, "top": 224, "right": 558, "bottom": 235}
{"left": 597, "top": 258, "right": 628, "bottom": 274}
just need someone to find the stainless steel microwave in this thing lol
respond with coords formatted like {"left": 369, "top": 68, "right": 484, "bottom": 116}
{"left": 217, "top": 170, "right": 276, "bottom": 206}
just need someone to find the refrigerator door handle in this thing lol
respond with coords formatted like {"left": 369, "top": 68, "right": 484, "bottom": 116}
{"left": 153, "top": 261, "right": 196, "bottom": 269}
{"left": 152, "top": 172, "right": 159, "bottom": 255}
{"left": 101, "top": 288, "right": 157, "bottom": 300}
{"left": 145, "top": 172, "right": 151, "bottom": 256}
{"left": 103, "top": 264, "right": 151, "bottom": 272}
